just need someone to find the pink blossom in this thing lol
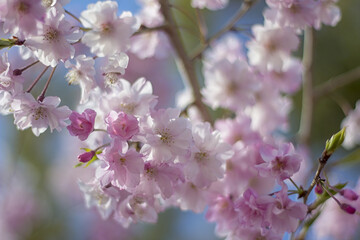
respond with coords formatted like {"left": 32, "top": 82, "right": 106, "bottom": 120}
{"left": 67, "top": 109, "right": 96, "bottom": 141}
{"left": 25, "top": 8, "right": 82, "bottom": 67}
{"left": 270, "top": 184, "right": 307, "bottom": 234}
{"left": 340, "top": 189, "right": 359, "bottom": 201}
{"left": 0, "top": 0, "right": 46, "bottom": 37}
{"left": 11, "top": 93, "right": 71, "bottom": 136}
{"left": 183, "top": 122, "right": 233, "bottom": 188}
{"left": 247, "top": 24, "right": 299, "bottom": 72}
{"left": 314, "top": 0, "right": 341, "bottom": 29}
{"left": 116, "top": 193, "right": 158, "bottom": 227}
{"left": 102, "top": 78, "right": 158, "bottom": 117}
{"left": 80, "top": 1, "right": 140, "bottom": 57}
{"left": 78, "top": 151, "right": 95, "bottom": 163}
{"left": 105, "top": 111, "right": 139, "bottom": 140}
{"left": 97, "top": 141, "right": 144, "bottom": 189}
{"left": 202, "top": 58, "right": 259, "bottom": 111}
{"left": 341, "top": 100, "right": 360, "bottom": 149}
{"left": 140, "top": 108, "right": 192, "bottom": 162}
{"left": 256, "top": 142, "right": 302, "bottom": 181}
{"left": 138, "top": 162, "right": 184, "bottom": 199}
{"left": 264, "top": 0, "right": 318, "bottom": 29}
{"left": 65, "top": 55, "right": 96, "bottom": 104}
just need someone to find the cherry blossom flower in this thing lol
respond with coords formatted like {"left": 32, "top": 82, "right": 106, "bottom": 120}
{"left": 0, "top": 0, "right": 46, "bottom": 37}
{"left": 140, "top": 108, "right": 192, "bottom": 162}
{"left": 247, "top": 24, "right": 299, "bottom": 72}
{"left": 264, "top": 0, "right": 318, "bottom": 30}
{"left": 183, "top": 122, "right": 233, "bottom": 188}
{"left": 314, "top": 0, "right": 341, "bottom": 29}
{"left": 138, "top": 162, "right": 184, "bottom": 199}
{"left": 97, "top": 141, "right": 144, "bottom": 189}
{"left": 80, "top": 1, "right": 140, "bottom": 57}
{"left": 102, "top": 78, "right": 158, "bottom": 117}
{"left": 65, "top": 55, "right": 96, "bottom": 104}
{"left": 202, "top": 58, "right": 258, "bottom": 111}
{"left": 67, "top": 109, "right": 96, "bottom": 141}
{"left": 11, "top": 93, "right": 71, "bottom": 136}
{"left": 78, "top": 178, "right": 130, "bottom": 219}
{"left": 256, "top": 142, "right": 302, "bottom": 181}
{"left": 341, "top": 100, "right": 360, "bottom": 149}
{"left": 105, "top": 111, "right": 139, "bottom": 140}
{"left": 100, "top": 53, "right": 129, "bottom": 87}
{"left": 270, "top": 184, "right": 307, "bottom": 234}
{"left": 25, "top": 8, "right": 82, "bottom": 67}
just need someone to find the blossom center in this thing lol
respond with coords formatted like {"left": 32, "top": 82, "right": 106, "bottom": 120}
{"left": 104, "top": 72, "right": 119, "bottom": 86}
{"left": 101, "top": 23, "right": 113, "bottom": 34}
{"left": 120, "top": 103, "right": 136, "bottom": 114}
{"left": 32, "top": 107, "right": 47, "bottom": 120}
{"left": 44, "top": 27, "right": 59, "bottom": 42}
{"left": 119, "top": 157, "right": 126, "bottom": 164}
{"left": 17, "top": 2, "right": 30, "bottom": 13}
{"left": 157, "top": 128, "right": 174, "bottom": 145}
{"left": 194, "top": 151, "right": 209, "bottom": 162}
{"left": 66, "top": 69, "right": 82, "bottom": 85}
{"left": 42, "top": 0, "right": 54, "bottom": 7}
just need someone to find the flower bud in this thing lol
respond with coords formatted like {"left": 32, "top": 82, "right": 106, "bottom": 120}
{"left": 340, "top": 189, "right": 359, "bottom": 201}
{"left": 78, "top": 151, "right": 95, "bottom": 163}
{"left": 315, "top": 183, "right": 323, "bottom": 195}
{"left": 67, "top": 109, "right": 96, "bottom": 141}
{"left": 340, "top": 203, "right": 356, "bottom": 215}
{"left": 325, "top": 128, "right": 346, "bottom": 155}
{"left": 13, "top": 69, "right": 22, "bottom": 76}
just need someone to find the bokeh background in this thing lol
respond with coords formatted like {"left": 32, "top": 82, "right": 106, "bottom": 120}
{"left": 0, "top": 0, "right": 359, "bottom": 239}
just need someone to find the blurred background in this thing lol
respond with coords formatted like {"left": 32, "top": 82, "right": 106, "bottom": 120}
{"left": 0, "top": 0, "right": 359, "bottom": 239}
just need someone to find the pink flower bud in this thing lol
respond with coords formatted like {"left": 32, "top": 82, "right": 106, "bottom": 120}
{"left": 105, "top": 111, "right": 139, "bottom": 140}
{"left": 315, "top": 183, "right": 323, "bottom": 195}
{"left": 340, "top": 189, "right": 359, "bottom": 201}
{"left": 340, "top": 203, "right": 356, "bottom": 215}
{"left": 67, "top": 109, "right": 96, "bottom": 141}
{"left": 78, "top": 151, "right": 95, "bottom": 163}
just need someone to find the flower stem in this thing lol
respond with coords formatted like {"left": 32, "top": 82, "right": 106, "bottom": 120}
{"left": 190, "top": 0, "right": 256, "bottom": 60}
{"left": 38, "top": 66, "right": 57, "bottom": 102}
{"left": 26, "top": 66, "right": 50, "bottom": 93}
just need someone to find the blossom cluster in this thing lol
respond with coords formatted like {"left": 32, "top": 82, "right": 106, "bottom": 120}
{"left": 1, "top": 0, "right": 359, "bottom": 239}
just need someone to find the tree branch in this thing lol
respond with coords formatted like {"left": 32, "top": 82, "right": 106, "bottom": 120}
{"left": 298, "top": 27, "right": 315, "bottom": 146}
{"left": 190, "top": 0, "right": 256, "bottom": 60}
{"left": 313, "top": 66, "right": 360, "bottom": 100}
{"left": 159, "top": 0, "right": 212, "bottom": 123}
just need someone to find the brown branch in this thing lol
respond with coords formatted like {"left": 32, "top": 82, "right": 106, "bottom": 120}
{"left": 159, "top": 0, "right": 212, "bottom": 123}
{"left": 190, "top": 0, "right": 257, "bottom": 60}
{"left": 313, "top": 66, "right": 360, "bottom": 100}
{"left": 298, "top": 27, "right": 315, "bottom": 146}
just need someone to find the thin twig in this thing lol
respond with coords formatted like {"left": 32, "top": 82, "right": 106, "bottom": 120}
{"left": 38, "top": 66, "right": 57, "bottom": 102}
{"left": 159, "top": 0, "right": 212, "bottom": 123}
{"left": 195, "top": 8, "right": 207, "bottom": 44}
{"left": 133, "top": 25, "right": 166, "bottom": 36}
{"left": 65, "top": 9, "right": 82, "bottom": 24}
{"left": 190, "top": 0, "right": 256, "bottom": 60}
{"left": 313, "top": 66, "right": 360, "bottom": 100}
{"left": 302, "top": 150, "right": 331, "bottom": 203}
{"left": 298, "top": 27, "right": 315, "bottom": 146}
{"left": 26, "top": 66, "right": 50, "bottom": 93}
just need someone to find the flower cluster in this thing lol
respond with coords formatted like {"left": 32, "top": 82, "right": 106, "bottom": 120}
{"left": 1, "top": 0, "right": 358, "bottom": 239}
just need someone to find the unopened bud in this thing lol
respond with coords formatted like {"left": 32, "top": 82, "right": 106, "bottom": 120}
{"left": 13, "top": 69, "right": 22, "bottom": 76}
{"left": 315, "top": 183, "right": 323, "bottom": 195}
{"left": 340, "top": 203, "right": 356, "bottom": 214}
{"left": 340, "top": 189, "right": 359, "bottom": 201}
{"left": 325, "top": 128, "right": 346, "bottom": 155}
{"left": 78, "top": 151, "right": 95, "bottom": 163}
